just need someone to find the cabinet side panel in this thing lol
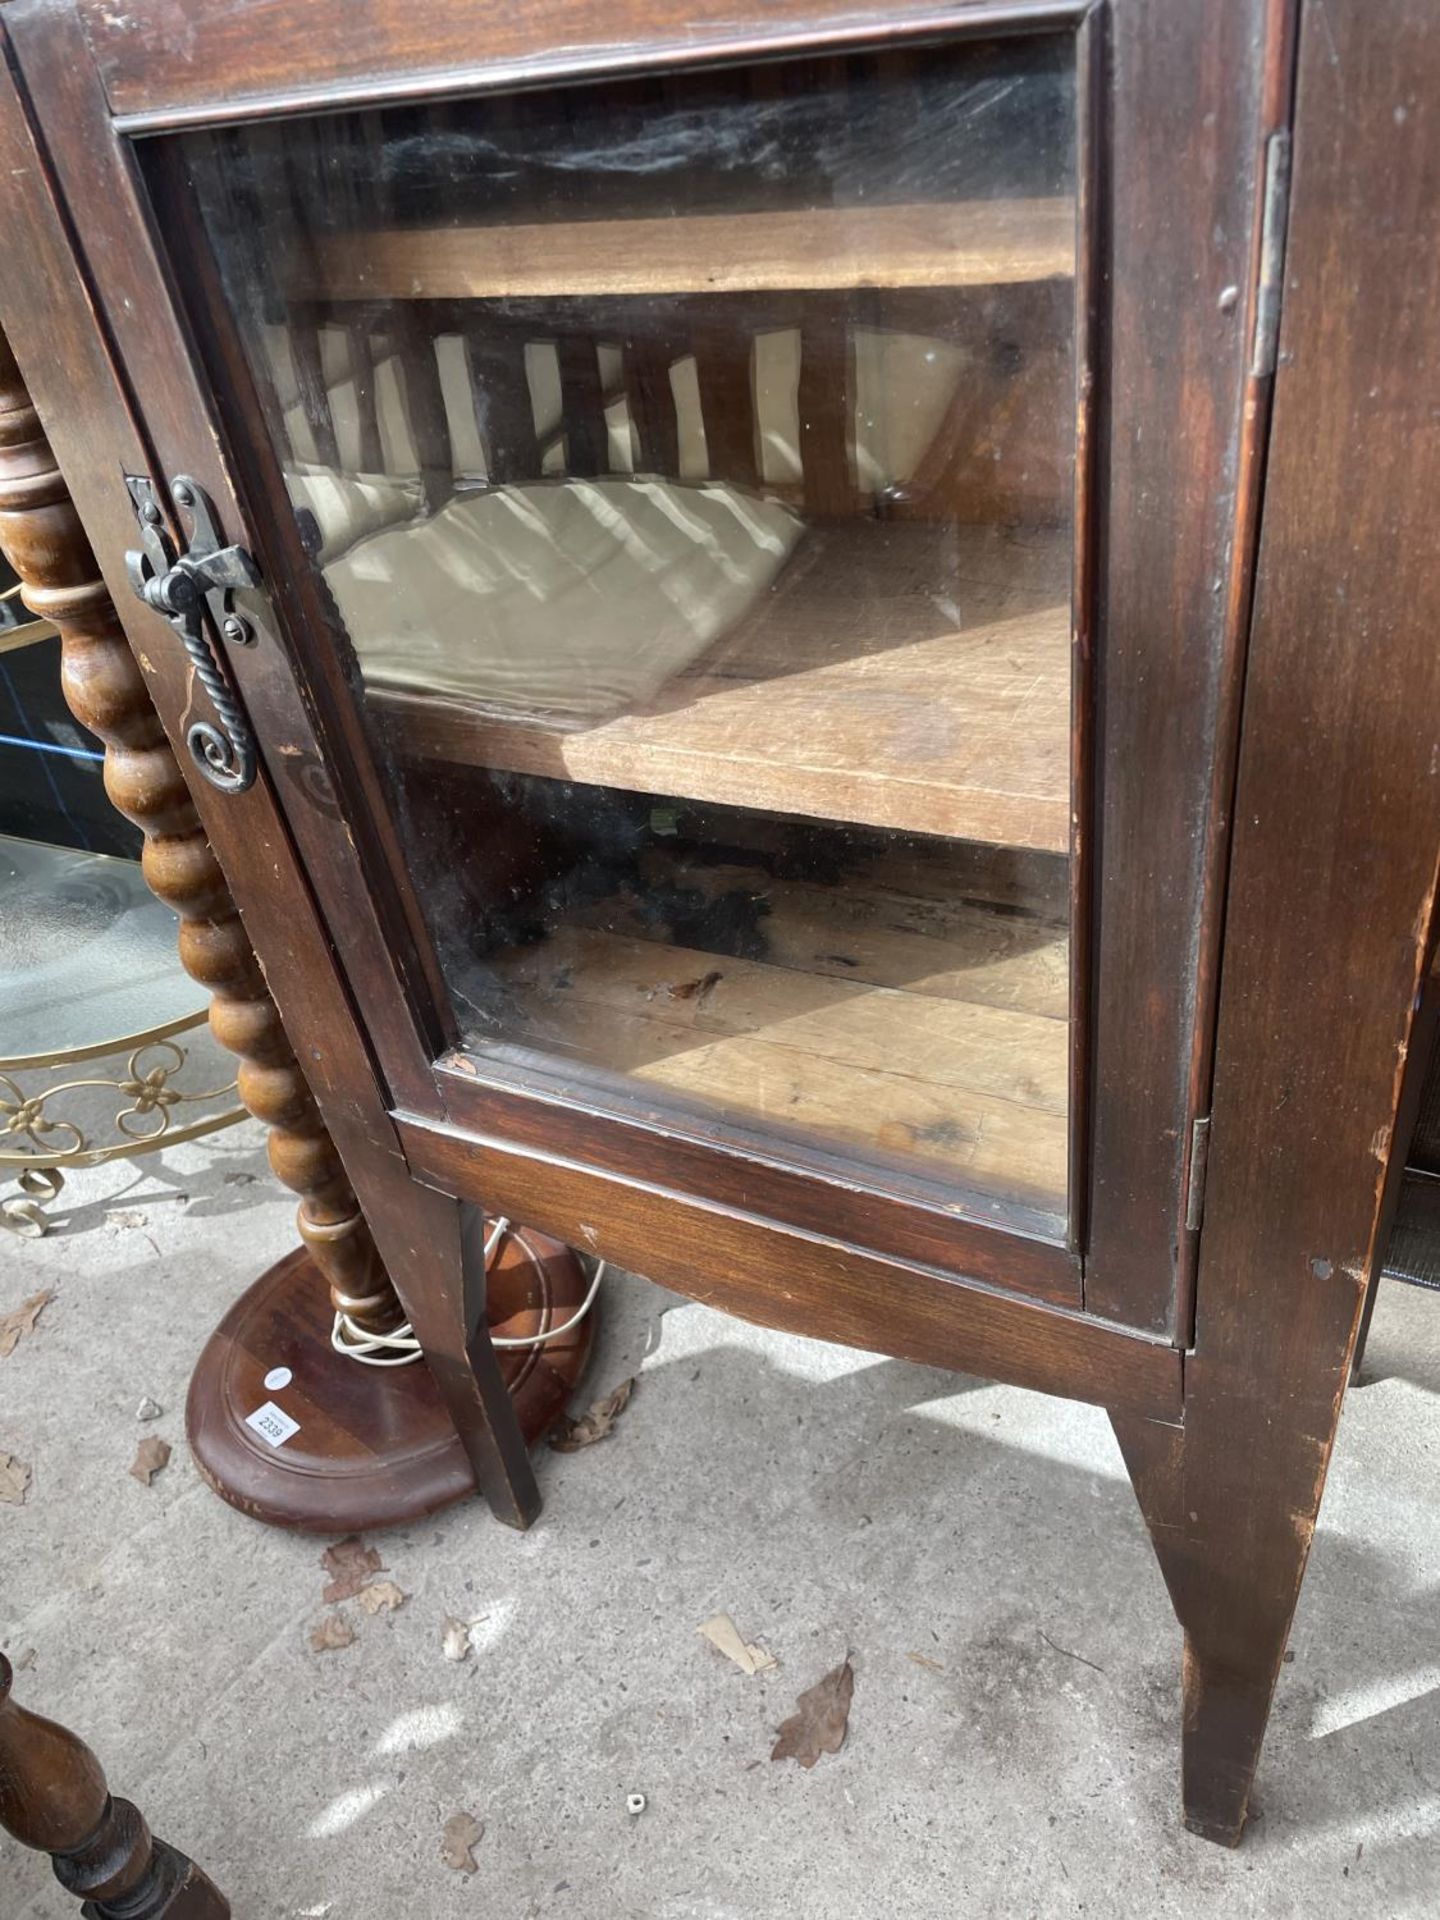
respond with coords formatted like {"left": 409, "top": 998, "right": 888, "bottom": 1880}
{"left": 1186, "top": 0, "right": 1440, "bottom": 1703}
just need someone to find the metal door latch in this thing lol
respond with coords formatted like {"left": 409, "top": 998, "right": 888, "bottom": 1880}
{"left": 125, "top": 473, "right": 260, "bottom": 794}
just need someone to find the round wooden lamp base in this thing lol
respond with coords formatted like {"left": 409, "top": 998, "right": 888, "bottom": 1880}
{"left": 186, "top": 1226, "right": 596, "bottom": 1532}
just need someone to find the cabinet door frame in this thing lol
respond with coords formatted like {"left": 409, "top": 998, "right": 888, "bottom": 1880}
{"left": 0, "top": 0, "right": 1281, "bottom": 1340}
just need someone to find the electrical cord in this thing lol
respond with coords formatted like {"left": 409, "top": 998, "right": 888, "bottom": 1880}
{"left": 330, "top": 1214, "right": 605, "bottom": 1368}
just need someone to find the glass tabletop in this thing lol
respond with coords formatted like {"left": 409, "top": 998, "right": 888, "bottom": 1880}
{"left": 0, "top": 834, "right": 207, "bottom": 1066}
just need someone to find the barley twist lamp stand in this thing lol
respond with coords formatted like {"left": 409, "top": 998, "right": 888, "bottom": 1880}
{"left": 0, "top": 329, "right": 596, "bottom": 1533}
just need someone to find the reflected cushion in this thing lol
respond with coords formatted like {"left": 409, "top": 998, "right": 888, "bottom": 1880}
{"left": 326, "top": 477, "right": 802, "bottom": 729}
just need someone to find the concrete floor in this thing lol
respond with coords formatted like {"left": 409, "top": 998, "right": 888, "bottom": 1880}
{"left": 1, "top": 1120, "right": 1437, "bottom": 1919}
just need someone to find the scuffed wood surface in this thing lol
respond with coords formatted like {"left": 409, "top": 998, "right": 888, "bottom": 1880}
{"left": 298, "top": 198, "right": 1075, "bottom": 301}
{"left": 375, "top": 520, "right": 1072, "bottom": 850}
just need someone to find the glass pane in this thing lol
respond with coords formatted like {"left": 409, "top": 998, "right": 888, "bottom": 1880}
{"left": 0, "top": 836, "right": 207, "bottom": 1060}
{"left": 174, "top": 35, "right": 1078, "bottom": 1236}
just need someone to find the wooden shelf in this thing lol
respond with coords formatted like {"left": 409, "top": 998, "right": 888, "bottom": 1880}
{"left": 374, "top": 520, "right": 1073, "bottom": 852}
{"left": 297, "top": 197, "right": 1074, "bottom": 301}
{"left": 484, "top": 854, "right": 1069, "bottom": 1220}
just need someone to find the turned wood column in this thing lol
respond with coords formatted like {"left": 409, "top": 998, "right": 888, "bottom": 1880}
{"left": 0, "top": 1654, "right": 229, "bottom": 1918}
{"left": 0, "top": 330, "right": 402, "bottom": 1341}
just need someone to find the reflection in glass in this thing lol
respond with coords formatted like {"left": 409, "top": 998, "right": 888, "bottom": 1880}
{"left": 178, "top": 35, "right": 1078, "bottom": 1234}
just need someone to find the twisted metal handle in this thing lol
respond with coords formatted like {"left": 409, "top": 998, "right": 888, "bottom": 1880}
{"left": 125, "top": 474, "right": 260, "bottom": 794}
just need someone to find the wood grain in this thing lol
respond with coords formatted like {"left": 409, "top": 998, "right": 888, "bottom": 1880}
{"left": 1120, "top": 0, "right": 1440, "bottom": 1845}
{"left": 0, "top": 1654, "right": 229, "bottom": 1916}
{"left": 493, "top": 919, "right": 1067, "bottom": 1212}
{"left": 374, "top": 520, "right": 1071, "bottom": 849}
{"left": 0, "top": 327, "right": 403, "bottom": 1339}
{"left": 1081, "top": 0, "right": 1270, "bottom": 1330}
{"left": 78, "top": 0, "right": 1083, "bottom": 126}
{"left": 0, "top": 19, "right": 541, "bottom": 1529}
{"left": 570, "top": 853, "right": 1070, "bottom": 1018}
{"left": 298, "top": 198, "right": 1074, "bottom": 301}
{"left": 399, "top": 1111, "right": 1180, "bottom": 1419}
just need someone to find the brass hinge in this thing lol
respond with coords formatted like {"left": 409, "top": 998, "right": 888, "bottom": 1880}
{"left": 1185, "top": 1115, "right": 1212, "bottom": 1234}
{"left": 1251, "top": 129, "right": 1292, "bottom": 377}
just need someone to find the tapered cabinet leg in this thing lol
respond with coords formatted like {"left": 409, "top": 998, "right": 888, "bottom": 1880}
{"left": 1113, "top": 1377, "right": 1342, "bottom": 1846}
{"left": 370, "top": 1184, "right": 542, "bottom": 1531}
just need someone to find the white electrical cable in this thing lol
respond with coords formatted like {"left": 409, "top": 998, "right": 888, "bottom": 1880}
{"left": 330, "top": 1214, "right": 605, "bottom": 1368}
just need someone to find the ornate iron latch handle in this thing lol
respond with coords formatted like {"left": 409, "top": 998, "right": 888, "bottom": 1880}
{"left": 125, "top": 474, "right": 261, "bottom": 794}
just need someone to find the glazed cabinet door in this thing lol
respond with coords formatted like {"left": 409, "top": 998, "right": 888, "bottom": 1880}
{"left": 0, "top": 0, "right": 1285, "bottom": 1342}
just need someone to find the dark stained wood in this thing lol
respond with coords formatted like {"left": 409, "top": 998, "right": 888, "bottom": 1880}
{"left": 0, "top": 29, "right": 540, "bottom": 1530}
{"left": 390, "top": 307, "right": 454, "bottom": 508}
{"left": 1175, "top": 0, "right": 1300, "bottom": 1341}
{"left": 433, "top": 1053, "right": 1083, "bottom": 1307}
{"left": 346, "top": 320, "right": 385, "bottom": 474}
{"left": 289, "top": 314, "right": 340, "bottom": 467}
{"left": 2, "top": 9, "right": 454, "bottom": 1120}
{"left": 399, "top": 1111, "right": 1183, "bottom": 1418}
{"left": 795, "top": 313, "right": 853, "bottom": 515}
{"left": 4, "top": 0, "right": 1277, "bottom": 1345}
{"left": 79, "top": 0, "right": 1087, "bottom": 127}
{"left": 1115, "top": 0, "right": 1440, "bottom": 1843}
{"left": 891, "top": 285, "right": 1073, "bottom": 528}
{"left": 0, "top": 324, "right": 402, "bottom": 1343}
{"left": 0, "top": 1654, "right": 229, "bottom": 1916}
{"left": 187, "top": 1228, "right": 596, "bottom": 1531}
{"left": 693, "top": 328, "right": 758, "bottom": 487}
{"left": 465, "top": 325, "right": 542, "bottom": 480}
{"left": 1082, "top": 0, "right": 1275, "bottom": 1331}
{"left": 623, "top": 331, "right": 680, "bottom": 475}
{"left": 10, "top": 0, "right": 1424, "bottom": 1856}
{"left": 555, "top": 332, "right": 608, "bottom": 477}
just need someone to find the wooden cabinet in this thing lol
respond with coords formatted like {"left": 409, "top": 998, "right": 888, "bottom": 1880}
{"left": 0, "top": 0, "right": 1434, "bottom": 1854}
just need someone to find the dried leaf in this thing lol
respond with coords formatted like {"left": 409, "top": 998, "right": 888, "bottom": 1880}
{"left": 771, "top": 1658, "right": 854, "bottom": 1770}
{"left": 135, "top": 1396, "right": 163, "bottom": 1422}
{"left": 320, "top": 1534, "right": 385, "bottom": 1603}
{"left": 441, "top": 1616, "right": 473, "bottom": 1663}
{"left": 441, "top": 1811, "right": 484, "bottom": 1875}
{"left": 906, "top": 1652, "right": 945, "bottom": 1674}
{"left": 128, "top": 1437, "right": 171, "bottom": 1486}
{"left": 309, "top": 1613, "right": 356, "bottom": 1653}
{"left": 0, "top": 1452, "right": 31, "bottom": 1505}
{"left": 698, "top": 1613, "right": 778, "bottom": 1676}
{"left": 549, "top": 1377, "right": 634, "bottom": 1452}
{"left": 0, "top": 1290, "right": 51, "bottom": 1358}
{"left": 356, "top": 1579, "right": 407, "bottom": 1616}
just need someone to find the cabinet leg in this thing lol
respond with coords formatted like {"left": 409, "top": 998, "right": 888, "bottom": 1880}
{"left": 1112, "top": 1379, "right": 1340, "bottom": 1847}
{"left": 376, "top": 1184, "right": 542, "bottom": 1531}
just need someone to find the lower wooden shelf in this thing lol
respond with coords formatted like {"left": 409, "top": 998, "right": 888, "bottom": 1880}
{"left": 475, "top": 847, "right": 1069, "bottom": 1224}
